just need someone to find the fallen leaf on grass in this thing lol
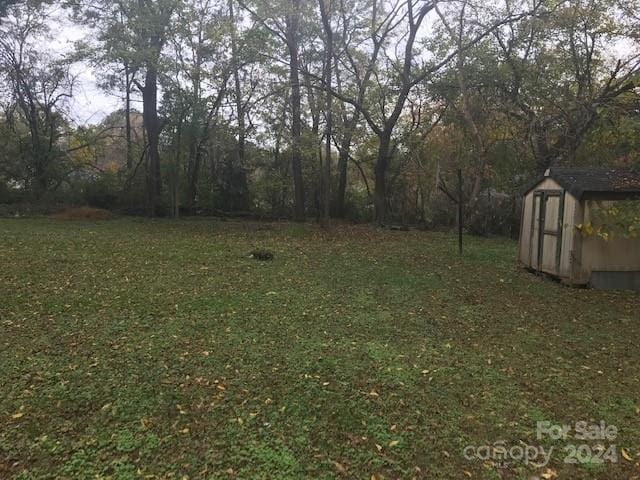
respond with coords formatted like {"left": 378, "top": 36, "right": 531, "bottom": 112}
{"left": 333, "top": 462, "right": 347, "bottom": 474}
{"left": 140, "top": 417, "right": 153, "bottom": 429}
{"left": 621, "top": 448, "right": 633, "bottom": 462}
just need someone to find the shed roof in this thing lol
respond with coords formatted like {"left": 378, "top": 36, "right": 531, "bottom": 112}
{"left": 524, "top": 167, "right": 640, "bottom": 200}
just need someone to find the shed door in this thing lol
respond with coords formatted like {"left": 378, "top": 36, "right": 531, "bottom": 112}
{"left": 534, "top": 190, "right": 564, "bottom": 275}
{"left": 530, "top": 193, "right": 543, "bottom": 270}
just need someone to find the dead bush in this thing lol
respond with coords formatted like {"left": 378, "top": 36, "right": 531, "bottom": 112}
{"left": 50, "top": 207, "right": 115, "bottom": 220}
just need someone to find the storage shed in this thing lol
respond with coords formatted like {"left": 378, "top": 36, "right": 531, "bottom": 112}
{"left": 518, "top": 167, "right": 640, "bottom": 290}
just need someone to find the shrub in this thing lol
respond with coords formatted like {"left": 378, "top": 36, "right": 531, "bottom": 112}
{"left": 466, "top": 193, "right": 520, "bottom": 238}
{"left": 83, "top": 174, "right": 121, "bottom": 210}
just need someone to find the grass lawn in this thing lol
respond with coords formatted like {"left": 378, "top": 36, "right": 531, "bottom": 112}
{"left": 1, "top": 218, "right": 639, "bottom": 479}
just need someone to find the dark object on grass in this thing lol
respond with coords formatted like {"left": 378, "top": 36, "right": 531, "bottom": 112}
{"left": 249, "top": 249, "right": 274, "bottom": 261}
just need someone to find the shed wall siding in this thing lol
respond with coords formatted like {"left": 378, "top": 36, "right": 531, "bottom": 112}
{"left": 571, "top": 201, "right": 589, "bottom": 284}
{"left": 581, "top": 237, "right": 640, "bottom": 271}
{"left": 581, "top": 201, "right": 640, "bottom": 273}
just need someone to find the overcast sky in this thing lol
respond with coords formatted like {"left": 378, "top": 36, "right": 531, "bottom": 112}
{"left": 46, "top": 9, "right": 123, "bottom": 125}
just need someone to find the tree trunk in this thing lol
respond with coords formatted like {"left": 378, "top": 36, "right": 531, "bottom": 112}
{"left": 142, "top": 66, "right": 162, "bottom": 217}
{"left": 319, "top": 0, "right": 332, "bottom": 227}
{"left": 209, "top": 126, "right": 218, "bottom": 206}
{"left": 186, "top": 142, "right": 198, "bottom": 209}
{"left": 171, "top": 118, "right": 183, "bottom": 219}
{"left": 186, "top": 142, "right": 202, "bottom": 210}
{"left": 286, "top": 0, "right": 305, "bottom": 221}
{"left": 531, "top": 120, "right": 554, "bottom": 173}
{"left": 185, "top": 30, "right": 203, "bottom": 211}
{"left": 334, "top": 135, "right": 350, "bottom": 217}
{"left": 229, "top": 0, "right": 249, "bottom": 210}
{"left": 125, "top": 63, "right": 133, "bottom": 171}
{"left": 229, "top": 0, "right": 245, "bottom": 166}
{"left": 331, "top": 58, "right": 354, "bottom": 218}
{"left": 374, "top": 131, "right": 392, "bottom": 224}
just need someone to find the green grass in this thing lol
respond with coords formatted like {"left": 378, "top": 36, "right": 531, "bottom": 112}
{"left": 0, "top": 218, "right": 639, "bottom": 479}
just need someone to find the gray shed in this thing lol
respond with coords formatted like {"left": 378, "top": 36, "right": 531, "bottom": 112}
{"left": 518, "top": 167, "right": 640, "bottom": 290}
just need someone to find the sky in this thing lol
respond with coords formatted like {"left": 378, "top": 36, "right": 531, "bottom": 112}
{"left": 46, "top": 8, "right": 123, "bottom": 125}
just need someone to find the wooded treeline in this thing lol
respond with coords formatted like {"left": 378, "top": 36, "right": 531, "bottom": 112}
{"left": 1, "top": 0, "right": 640, "bottom": 229}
